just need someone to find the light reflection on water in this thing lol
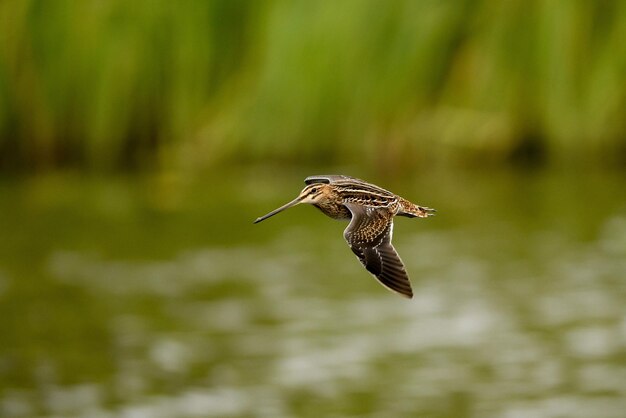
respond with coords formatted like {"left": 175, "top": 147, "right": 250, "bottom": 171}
{"left": 0, "top": 169, "right": 625, "bottom": 417}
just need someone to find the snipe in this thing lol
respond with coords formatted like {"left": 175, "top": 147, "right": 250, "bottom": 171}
{"left": 254, "top": 175, "right": 435, "bottom": 298}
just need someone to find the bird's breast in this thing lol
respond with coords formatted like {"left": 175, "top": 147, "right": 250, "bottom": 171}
{"left": 313, "top": 202, "right": 352, "bottom": 220}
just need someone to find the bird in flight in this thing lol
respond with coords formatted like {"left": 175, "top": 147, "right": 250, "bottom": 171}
{"left": 254, "top": 175, "right": 435, "bottom": 298}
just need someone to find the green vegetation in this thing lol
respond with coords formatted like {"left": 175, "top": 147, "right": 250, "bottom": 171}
{"left": 1, "top": 0, "right": 625, "bottom": 171}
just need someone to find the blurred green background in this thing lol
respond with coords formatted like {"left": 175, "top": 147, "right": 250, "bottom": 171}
{"left": 1, "top": 0, "right": 626, "bottom": 172}
{"left": 1, "top": 1, "right": 626, "bottom": 418}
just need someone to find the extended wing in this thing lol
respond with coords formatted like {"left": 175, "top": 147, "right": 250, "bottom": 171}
{"left": 343, "top": 203, "right": 413, "bottom": 298}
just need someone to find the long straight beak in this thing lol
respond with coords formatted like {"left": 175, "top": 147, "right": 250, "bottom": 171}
{"left": 254, "top": 196, "right": 303, "bottom": 224}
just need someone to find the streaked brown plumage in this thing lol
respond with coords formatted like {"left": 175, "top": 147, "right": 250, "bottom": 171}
{"left": 254, "top": 175, "right": 435, "bottom": 298}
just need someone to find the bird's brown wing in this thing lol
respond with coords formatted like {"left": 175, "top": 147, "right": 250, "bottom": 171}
{"left": 343, "top": 203, "right": 413, "bottom": 298}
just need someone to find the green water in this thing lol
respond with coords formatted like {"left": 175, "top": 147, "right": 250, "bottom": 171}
{"left": 1, "top": 168, "right": 625, "bottom": 417}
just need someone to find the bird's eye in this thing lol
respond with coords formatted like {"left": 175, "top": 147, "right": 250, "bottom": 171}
{"left": 310, "top": 187, "right": 318, "bottom": 194}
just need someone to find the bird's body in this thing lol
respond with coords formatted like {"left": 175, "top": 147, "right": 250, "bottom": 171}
{"left": 254, "top": 175, "right": 435, "bottom": 298}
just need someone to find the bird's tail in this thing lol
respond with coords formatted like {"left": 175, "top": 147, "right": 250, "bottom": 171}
{"left": 397, "top": 197, "right": 436, "bottom": 218}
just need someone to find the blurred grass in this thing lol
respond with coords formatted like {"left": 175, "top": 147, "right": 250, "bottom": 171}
{"left": 0, "top": 0, "right": 625, "bottom": 172}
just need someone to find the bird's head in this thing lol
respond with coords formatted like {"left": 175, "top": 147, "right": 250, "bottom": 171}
{"left": 296, "top": 183, "right": 332, "bottom": 204}
{"left": 254, "top": 183, "right": 332, "bottom": 223}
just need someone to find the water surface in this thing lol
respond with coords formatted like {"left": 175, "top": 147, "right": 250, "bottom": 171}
{"left": 1, "top": 168, "right": 625, "bottom": 417}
